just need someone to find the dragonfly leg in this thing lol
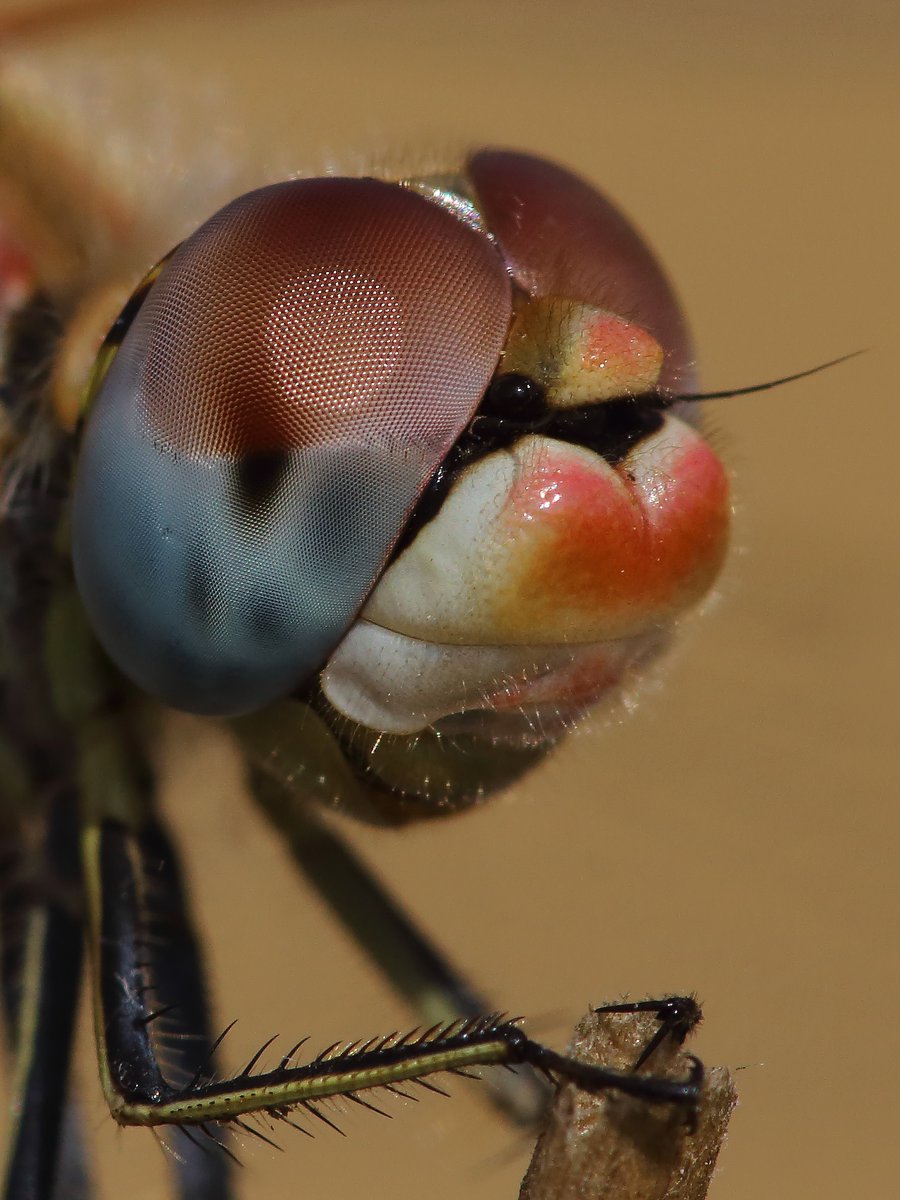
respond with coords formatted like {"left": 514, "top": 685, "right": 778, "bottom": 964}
{"left": 593, "top": 996, "right": 703, "bottom": 1070}
{"left": 250, "top": 770, "right": 550, "bottom": 1126}
{"left": 78, "top": 723, "right": 233, "bottom": 1200}
{"left": 125, "top": 817, "right": 235, "bottom": 1200}
{"left": 78, "top": 719, "right": 702, "bottom": 1142}
{"left": 0, "top": 790, "right": 86, "bottom": 1200}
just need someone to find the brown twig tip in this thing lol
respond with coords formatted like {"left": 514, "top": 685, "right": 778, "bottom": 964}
{"left": 519, "top": 1005, "right": 737, "bottom": 1200}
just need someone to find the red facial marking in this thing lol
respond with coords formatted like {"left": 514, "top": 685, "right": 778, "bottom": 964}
{"left": 579, "top": 312, "right": 663, "bottom": 398}
{"left": 496, "top": 426, "right": 730, "bottom": 640}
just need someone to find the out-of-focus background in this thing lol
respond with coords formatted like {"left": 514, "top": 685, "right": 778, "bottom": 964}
{"left": 1, "top": 2, "right": 897, "bottom": 1198}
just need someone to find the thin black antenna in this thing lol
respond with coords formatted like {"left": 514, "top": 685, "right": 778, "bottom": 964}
{"left": 659, "top": 350, "right": 864, "bottom": 406}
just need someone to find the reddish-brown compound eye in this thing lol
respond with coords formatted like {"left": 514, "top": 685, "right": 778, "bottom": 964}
{"left": 72, "top": 178, "right": 512, "bottom": 716}
{"left": 467, "top": 149, "right": 693, "bottom": 390}
{"left": 322, "top": 153, "right": 729, "bottom": 748}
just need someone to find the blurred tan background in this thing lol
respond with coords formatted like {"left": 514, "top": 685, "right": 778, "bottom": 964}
{"left": 1, "top": 1, "right": 898, "bottom": 1198}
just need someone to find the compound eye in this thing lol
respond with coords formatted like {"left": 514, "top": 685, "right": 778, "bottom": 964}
{"left": 468, "top": 149, "right": 693, "bottom": 390}
{"left": 72, "top": 178, "right": 511, "bottom": 715}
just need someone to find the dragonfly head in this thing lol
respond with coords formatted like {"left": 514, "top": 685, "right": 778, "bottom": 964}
{"left": 71, "top": 150, "right": 730, "bottom": 811}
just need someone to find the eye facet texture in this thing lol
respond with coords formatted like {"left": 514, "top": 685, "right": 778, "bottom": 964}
{"left": 467, "top": 149, "right": 693, "bottom": 390}
{"left": 72, "top": 178, "right": 511, "bottom": 715}
{"left": 323, "top": 154, "right": 729, "bottom": 742}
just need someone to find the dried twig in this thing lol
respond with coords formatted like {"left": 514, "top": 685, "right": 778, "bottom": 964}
{"left": 519, "top": 1006, "right": 737, "bottom": 1199}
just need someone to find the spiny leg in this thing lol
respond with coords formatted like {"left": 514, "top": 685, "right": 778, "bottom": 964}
{"left": 80, "top": 735, "right": 703, "bottom": 1142}
{"left": 250, "top": 770, "right": 550, "bottom": 1126}
{"left": 253, "top": 772, "right": 484, "bottom": 1022}
{"left": 130, "top": 819, "right": 234, "bottom": 1198}
{"left": 0, "top": 790, "right": 86, "bottom": 1200}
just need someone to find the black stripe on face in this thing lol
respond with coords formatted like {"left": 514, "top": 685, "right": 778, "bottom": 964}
{"left": 545, "top": 397, "right": 665, "bottom": 463}
{"left": 394, "top": 376, "right": 666, "bottom": 557}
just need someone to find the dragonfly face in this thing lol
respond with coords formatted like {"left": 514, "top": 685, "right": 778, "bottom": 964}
{"left": 70, "top": 149, "right": 729, "bottom": 822}
{"left": 1, "top": 129, "right": 727, "bottom": 1194}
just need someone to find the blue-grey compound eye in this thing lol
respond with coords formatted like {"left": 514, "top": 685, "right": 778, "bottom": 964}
{"left": 72, "top": 177, "right": 511, "bottom": 715}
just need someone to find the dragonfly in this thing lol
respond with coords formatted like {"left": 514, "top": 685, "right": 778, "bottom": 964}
{"left": 1, "top": 8, "right": 828, "bottom": 1198}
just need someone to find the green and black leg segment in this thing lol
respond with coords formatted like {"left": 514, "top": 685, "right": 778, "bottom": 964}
{"left": 0, "top": 792, "right": 86, "bottom": 1200}
{"left": 81, "top": 800, "right": 703, "bottom": 1155}
{"left": 251, "top": 773, "right": 552, "bottom": 1127}
{"left": 250, "top": 786, "right": 708, "bottom": 1130}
